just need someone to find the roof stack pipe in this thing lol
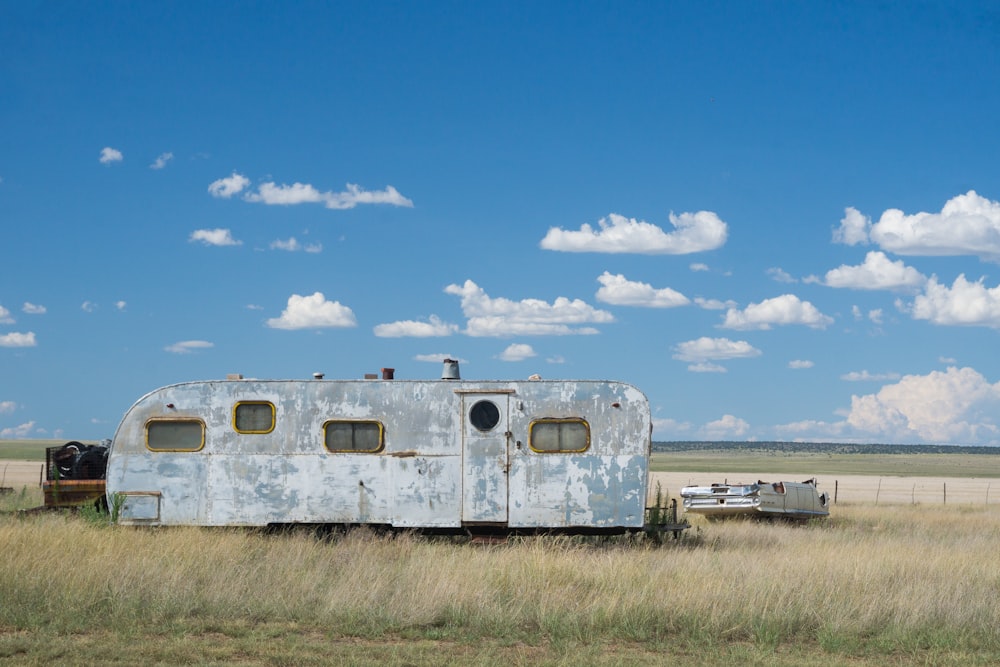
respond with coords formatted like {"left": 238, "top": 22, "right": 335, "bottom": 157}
{"left": 381, "top": 368, "right": 395, "bottom": 380}
{"left": 441, "top": 358, "right": 460, "bottom": 380}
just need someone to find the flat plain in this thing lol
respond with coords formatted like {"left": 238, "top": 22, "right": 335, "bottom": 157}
{"left": 3, "top": 441, "right": 1000, "bottom": 665}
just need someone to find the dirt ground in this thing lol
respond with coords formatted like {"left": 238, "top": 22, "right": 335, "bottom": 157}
{"left": 4, "top": 459, "right": 997, "bottom": 507}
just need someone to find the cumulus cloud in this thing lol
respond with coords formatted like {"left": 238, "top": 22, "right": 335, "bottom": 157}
{"left": 841, "top": 191, "right": 1000, "bottom": 260}
{"left": 22, "top": 302, "right": 46, "bottom": 315}
{"left": 540, "top": 211, "right": 728, "bottom": 254}
{"left": 0, "top": 332, "right": 36, "bottom": 347}
{"left": 164, "top": 340, "right": 214, "bottom": 354}
{"left": 444, "top": 280, "right": 613, "bottom": 337}
{"left": 414, "top": 353, "right": 465, "bottom": 363}
{"left": 0, "top": 421, "right": 35, "bottom": 438}
{"left": 190, "top": 228, "right": 242, "bottom": 246}
{"left": 99, "top": 147, "right": 123, "bottom": 164}
{"left": 846, "top": 367, "right": 1000, "bottom": 443}
{"left": 813, "top": 251, "right": 926, "bottom": 291}
{"left": 266, "top": 292, "right": 357, "bottom": 330}
{"left": 81, "top": 301, "right": 96, "bottom": 313}
{"left": 701, "top": 414, "right": 750, "bottom": 439}
{"left": 767, "top": 267, "right": 796, "bottom": 283}
{"left": 690, "top": 263, "right": 709, "bottom": 272}
{"left": 0, "top": 305, "right": 12, "bottom": 324}
{"left": 499, "top": 343, "right": 536, "bottom": 361}
{"left": 594, "top": 272, "right": 689, "bottom": 307}
{"left": 208, "top": 172, "right": 251, "bottom": 198}
{"left": 694, "top": 297, "right": 737, "bottom": 310}
{"left": 150, "top": 152, "right": 173, "bottom": 169}
{"left": 116, "top": 301, "right": 127, "bottom": 311}
{"left": 672, "top": 337, "right": 761, "bottom": 373}
{"left": 841, "top": 370, "right": 902, "bottom": 382}
{"left": 910, "top": 274, "right": 1000, "bottom": 328}
{"left": 373, "top": 315, "right": 459, "bottom": 338}
{"left": 788, "top": 360, "right": 814, "bottom": 369}
{"left": 270, "top": 237, "right": 322, "bottom": 253}
{"left": 0, "top": 401, "right": 16, "bottom": 414}
{"left": 833, "top": 207, "right": 871, "bottom": 246}
{"left": 721, "top": 294, "right": 833, "bottom": 330}
{"left": 872, "top": 191, "right": 1000, "bottom": 259}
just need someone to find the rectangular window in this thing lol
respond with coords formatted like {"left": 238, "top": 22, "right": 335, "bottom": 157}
{"left": 146, "top": 419, "right": 205, "bottom": 452}
{"left": 324, "top": 420, "right": 383, "bottom": 453}
{"left": 234, "top": 401, "right": 275, "bottom": 434}
{"left": 529, "top": 418, "right": 590, "bottom": 453}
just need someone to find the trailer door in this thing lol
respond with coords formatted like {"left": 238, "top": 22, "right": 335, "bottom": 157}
{"left": 461, "top": 393, "right": 510, "bottom": 524}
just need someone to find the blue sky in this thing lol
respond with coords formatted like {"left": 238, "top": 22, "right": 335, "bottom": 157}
{"left": 3, "top": 2, "right": 1000, "bottom": 445}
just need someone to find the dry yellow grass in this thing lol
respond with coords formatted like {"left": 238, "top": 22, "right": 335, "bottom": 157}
{"left": 2, "top": 502, "right": 1000, "bottom": 664}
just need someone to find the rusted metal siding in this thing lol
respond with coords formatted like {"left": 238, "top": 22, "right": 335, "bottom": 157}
{"left": 106, "top": 378, "right": 650, "bottom": 529}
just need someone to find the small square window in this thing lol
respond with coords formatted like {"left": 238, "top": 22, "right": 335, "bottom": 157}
{"left": 146, "top": 419, "right": 205, "bottom": 452}
{"left": 324, "top": 420, "right": 383, "bottom": 453}
{"left": 234, "top": 402, "right": 275, "bottom": 434}
{"left": 529, "top": 419, "right": 590, "bottom": 453}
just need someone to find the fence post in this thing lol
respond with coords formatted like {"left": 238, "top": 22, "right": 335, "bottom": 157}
{"left": 875, "top": 478, "right": 882, "bottom": 505}
{"left": 834, "top": 480, "right": 838, "bottom": 504}
{"left": 944, "top": 482, "right": 946, "bottom": 505}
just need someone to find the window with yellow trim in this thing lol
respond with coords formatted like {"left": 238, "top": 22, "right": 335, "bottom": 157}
{"left": 146, "top": 419, "right": 205, "bottom": 452}
{"left": 529, "top": 418, "right": 590, "bottom": 453}
{"left": 234, "top": 401, "right": 275, "bottom": 434}
{"left": 324, "top": 420, "right": 384, "bottom": 453}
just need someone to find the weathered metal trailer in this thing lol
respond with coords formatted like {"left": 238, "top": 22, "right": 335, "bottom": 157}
{"left": 106, "top": 361, "right": 669, "bottom": 535}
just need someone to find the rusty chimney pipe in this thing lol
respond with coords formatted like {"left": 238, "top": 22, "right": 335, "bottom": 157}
{"left": 381, "top": 367, "right": 395, "bottom": 380}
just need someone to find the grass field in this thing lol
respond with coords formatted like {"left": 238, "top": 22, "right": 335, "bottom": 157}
{"left": 651, "top": 450, "right": 1000, "bottom": 477}
{"left": 2, "top": 485, "right": 1000, "bottom": 665}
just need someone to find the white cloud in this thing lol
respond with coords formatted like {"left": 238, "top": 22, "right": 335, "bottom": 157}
{"left": 721, "top": 294, "right": 834, "bottom": 330}
{"left": 539, "top": 211, "right": 728, "bottom": 254}
{"left": 690, "top": 263, "right": 709, "bottom": 272}
{"left": 266, "top": 292, "right": 357, "bottom": 330}
{"left": 208, "top": 172, "right": 251, "bottom": 198}
{"left": 841, "top": 370, "right": 902, "bottom": 382}
{"left": 22, "top": 302, "right": 46, "bottom": 315}
{"left": 816, "top": 251, "right": 926, "bottom": 291}
{"left": 701, "top": 414, "right": 750, "bottom": 439}
{"left": 0, "top": 305, "right": 13, "bottom": 324}
{"left": 0, "top": 401, "right": 16, "bottom": 414}
{"left": 868, "top": 309, "right": 883, "bottom": 324}
{"left": 694, "top": 297, "right": 736, "bottom": 310}
{"left": 687, "top": 362, "right": 727, "bottom": 373}
{"left": 190, "top": 228, "right": 242, "bottom": 246}
{"left": 373, "top": 315, "right": 458, "bottom": 338}
{"left": 0, "top": 421, "right": 35, "bottom": 438}
{"left": 652, "top": 417, "right": 692, "bottom": 436}
{"left": 546, "top": 355, "right": 565, "bottom": 364}
{"left": 164, "top": 340, "right": 214, "bottom": 354}
{"left": 672, "top": 337, "right": 762, "bottom": 368}
{"left": 0, "top": 332, "right": 36, "bottom": 347}
{"left": 767, "top": 267, "right": 796, "bottom": 283}
{"left": 244, "top": 181, "right": 413, "bottom": 210}
{"left": 150, "top": 152, "right": 173, "bottom": 169}
{"left": 414, "top": 353, "right": 464, "bottom": 363}
{"left": 116, "top": 301, "right": 127, "bottom": 311}
{"left": 99, "top": 147, "right": 123, "bottom": 164}
{"left": 594, "top": 272, "right": 689, "bottom": 308}
{"left": 833, "top": 207, "right": 871, "bottom": 246}
{"left": 499, "top": 343, "right": 536, "bottom": 361}
{"left": 81, "top": 301, "right": 96, "bottom": 313}
{"left": 444, "top": 280, "right": 613, "bottom": 337}
{"left": 270, "top": 237, "right": 322, "bottom": 253}
{"left": 788, "top": 360, "right": 814, "bottom": 369}
{"left": 846, "top": 366, "right": 1000, "bottom": 443}
{"left": 870, "top": 191, "right": 1000, "bottom": 260}
{"left": 910, "top": 274, "right": 1000, "bottom": 328}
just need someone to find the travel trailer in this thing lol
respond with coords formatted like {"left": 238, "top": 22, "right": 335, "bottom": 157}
{"left": 105, "top": 361, "right": 660, "bottom": 535}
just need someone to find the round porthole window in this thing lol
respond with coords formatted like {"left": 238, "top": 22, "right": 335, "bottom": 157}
{"left": 469, "top": 400, "right": 501, "bottom": 431}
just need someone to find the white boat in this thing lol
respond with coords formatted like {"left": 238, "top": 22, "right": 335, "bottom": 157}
{"left": 680, "top": 478, "right": 830, "bottom": 520}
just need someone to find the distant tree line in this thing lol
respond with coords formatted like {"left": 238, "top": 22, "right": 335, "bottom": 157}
{"left": 653, "top": 441, "right": 1000, "bottom": 455}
